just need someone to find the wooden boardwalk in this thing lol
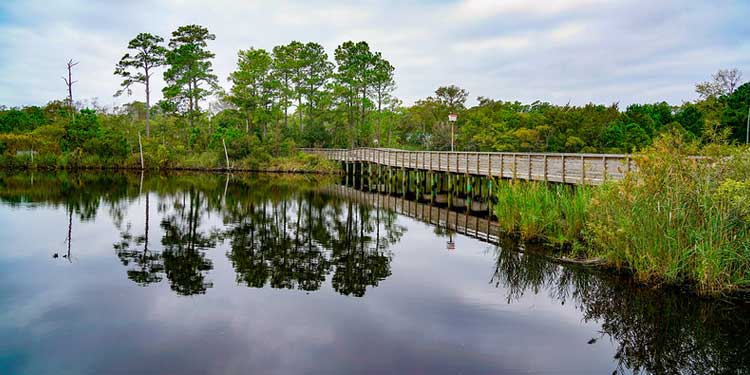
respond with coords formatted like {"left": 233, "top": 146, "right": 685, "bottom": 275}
{"left": 302, "top": 148, "right": 635, "bottom": 185}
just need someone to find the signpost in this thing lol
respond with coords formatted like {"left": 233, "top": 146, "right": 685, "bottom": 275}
{"left": 448, "top": 113, "right": 458, "bottom": 151}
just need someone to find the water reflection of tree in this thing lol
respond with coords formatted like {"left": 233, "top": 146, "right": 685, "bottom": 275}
{"left": 224, "top": 190, "right": 405, "bottom": 297}
{"left": 114, "top": 193, "right": 164, "bottom": 285}
{"left": 490, "top": 244, "right": 750, "bottom": 374}
{"left": 329, "top": 202, "right": 393, "bottom": 297}
{"left": 160, "top": 188, "right": 217, "bottom": 296}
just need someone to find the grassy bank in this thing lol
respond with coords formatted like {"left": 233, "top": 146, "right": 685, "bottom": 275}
{"left": 0, "top": 150, "right": 340, "bottom": 174}
{"left": 494, "top": 135, "right": 750, "bottom": 295}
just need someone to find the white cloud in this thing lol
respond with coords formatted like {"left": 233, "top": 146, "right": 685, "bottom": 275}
{"left": 455, "top": 0, "right": 606, "bottom": 19}
{"left": 454, "top": 35, "right": 531, "bottom": 54}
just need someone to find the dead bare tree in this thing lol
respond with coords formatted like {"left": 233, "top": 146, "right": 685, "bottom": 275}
{"left": 62, "top": 59, "right": 79, "bottom": 118}
{"left": 696, "top": 68, "right": 744, "bottom": 99}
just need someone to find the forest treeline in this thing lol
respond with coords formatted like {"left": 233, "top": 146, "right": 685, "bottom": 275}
{"left": 0, "top": 24, "right": 749, "bottom": 170}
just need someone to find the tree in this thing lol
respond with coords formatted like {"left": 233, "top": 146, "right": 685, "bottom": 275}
{"left": 370, "top": 53, "right": 395, "bottom": 145}
{"left": 228, "top": 48, "right": 277, "bottom": 135}
{"left": 299, "top": 42, "right": 333, "bottom": 134}
{"left": 163, "top": 25, "right": 219, "bottom": 129}
{"left": 114, "top": 33, "right": 167, "bottom": 137}
{"left": 720, "top": 82, "right": 750, "bottom": 143}
{"left": 62, "top": 108, "right": 100, "bottom": 151}
{"left": 272, "top": 42, "right": 302, "bottom": 131}
{"left": 334, "top": 41, "right": 377, "bottom": 147}
{"left": 61, "top": 59, "right": 79, "bottom": 117}
{"left": 435, "top": 85, "right": 468, "bottom": 112}
{"left": 435, "top": 85, "right": 468, "bottom": 150}
{"left": 696, "top": 68, "right": 744, "bottom": 99}
{"left": 674, "top": 103, "right": 705, "bottom": 138}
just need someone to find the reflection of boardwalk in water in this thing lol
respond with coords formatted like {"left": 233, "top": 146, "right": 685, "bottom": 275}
{"left": 324, "top": 185, "right": 502, "bottom": 245}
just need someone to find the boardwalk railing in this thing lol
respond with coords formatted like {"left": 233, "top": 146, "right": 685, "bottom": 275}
{"left": 302, "top": 148, "right": 635, "bottom": 185}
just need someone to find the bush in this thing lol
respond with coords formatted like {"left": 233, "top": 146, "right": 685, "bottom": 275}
{"left": 226, "top": 134, "right": 263, "bottom": 160}
{"left": 63, "top": 109, "right": 101, "bottom": 152}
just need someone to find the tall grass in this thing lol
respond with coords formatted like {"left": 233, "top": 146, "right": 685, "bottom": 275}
{"left": 494, "top": 180, "right": 590, "bottom": 247}
{"left": 584, "top": 135, "right": 750, "bottom": 294}
{"left": 494, "top": 134, "right": 750, "bottom": 294}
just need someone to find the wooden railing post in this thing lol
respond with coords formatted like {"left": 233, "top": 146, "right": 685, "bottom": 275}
{"left": 476, "top": 152, "right": 480, "bottom": 175}
{"left": 465, "top": 152, "right": 469, "bottom": 175}
{"left": 527, "top": 154, "right": 532, "bottom": 180}
{"left": 580, "top": 155, "right": 585, "bottom": 185}
{"left": 500, "top": 154, "right": 504, "bottom": 179}
{"left": 488, "top": 153, "right": 493, "bottom": 178}
{"left": 626, "top": 156, "right": 631, "bottom": 173}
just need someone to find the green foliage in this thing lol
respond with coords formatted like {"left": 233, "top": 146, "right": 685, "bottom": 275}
{"left": 114, "top": 33, "right": 166, "bottom": 97}
{"left": 0, "top": 106, "right": 49, "bottom": 133}
{"left": 162, "top": 24, "right": 218, "bottom": 126}
{"left": 63, "top": 109, "right": 101, "bottom": 152}
{"left": 720, "top": 82, "right": 750, "bottom": 143}
{"left": 585, "top": 134, "right": 750, "bottom": 294}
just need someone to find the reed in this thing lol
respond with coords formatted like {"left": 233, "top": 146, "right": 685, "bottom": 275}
{"left": 584, "top": 136, "right": 750, "bottom": 294}
{"left": 494, "top": 179, "right": 590, "bottom": 247}
{"left": 494, "top": 134, "right": 750, "bottom": 294}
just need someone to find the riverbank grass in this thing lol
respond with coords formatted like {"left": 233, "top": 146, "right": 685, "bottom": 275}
{"left": 494, "top": 135, "right": 750, "bottom": 294}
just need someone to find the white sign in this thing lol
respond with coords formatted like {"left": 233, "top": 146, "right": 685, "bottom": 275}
{"left": 448, "top": 113, "right": 458, "bottom": 122}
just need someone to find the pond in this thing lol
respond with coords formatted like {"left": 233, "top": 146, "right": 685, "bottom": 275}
{"left": 0, "top": 172, "right": 748, "bottom": 375}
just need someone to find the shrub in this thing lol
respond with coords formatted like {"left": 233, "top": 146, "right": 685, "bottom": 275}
{"left": 63, "top": 109, "right": 101, "bottom": 152}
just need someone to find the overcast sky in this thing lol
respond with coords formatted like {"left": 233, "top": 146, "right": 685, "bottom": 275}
{"left": 1, "top": 0, "right": 749, "bottom": 109}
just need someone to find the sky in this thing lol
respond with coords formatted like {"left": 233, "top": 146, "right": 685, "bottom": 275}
{"left": 0, "top": 0, "right": 749, "bottom": 109}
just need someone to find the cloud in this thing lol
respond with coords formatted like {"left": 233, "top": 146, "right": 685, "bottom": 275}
{"left": 0, "top": 0, "right": 748, "bottom": 108}
{"left": 455, "top": 0, "right": 606, "bottom": 19}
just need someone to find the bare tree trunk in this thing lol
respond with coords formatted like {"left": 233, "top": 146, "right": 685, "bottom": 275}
{"left": 62, "top": 59, "right": 79, "bottom": 120}
{"left": 298, "top": 96, "right": 303, "bottom": 133}
{"left": 245, "top": 111, "right": 250, "bottom": 133}
{"left": 284, "top": 101, "right": 288, "bottom": 130}
{"left": 222, "top": 138, "right": 230, "bottom": 169}
{"left": 188, "top": 80, "right": 194, "bottom": 129}
{"left": 377, "top": 92, "right": 382, "bottom": 146}
{"left": 360, "top": 88, "right": 366, "bottom": 143}
{"left": 138, "top": 132, "right": 144, "bottom": 170}
{"left": 145, "top": 68, "right": 151, "bottom": 137}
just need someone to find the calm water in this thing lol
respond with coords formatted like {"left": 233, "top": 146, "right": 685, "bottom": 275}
{"left": 0, "top": 172, "right": 749, "bottom": 375}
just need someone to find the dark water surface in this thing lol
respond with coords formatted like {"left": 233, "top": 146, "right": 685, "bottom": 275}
{"left": 1, "top": 172, "right": 749, "bottom": 375}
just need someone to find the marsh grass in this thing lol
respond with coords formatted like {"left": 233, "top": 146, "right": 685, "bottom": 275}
{"left": 494, "top": 180, "right": 590, "bottom": 247}
{"left": 585, "top": 135, "right": 750, "bottom": 294}
{"left": 494, "top": 134, "right": 750, "bottom": 294}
